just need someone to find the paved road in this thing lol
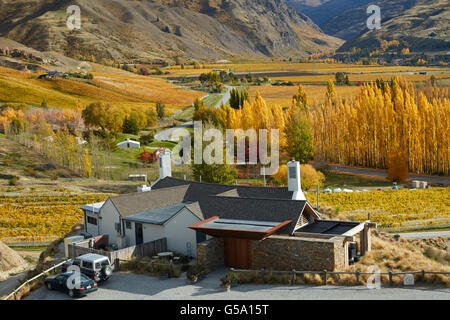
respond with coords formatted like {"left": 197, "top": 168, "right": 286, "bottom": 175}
{"left": 397, "top": 231, "right": 450, "bottom": 239}
{"left": 154, "top": 121, "right": 193, "bottom": 142}
{"left": 25, "top": 269, "right": 450, "bottom": 300}
{"left": 213, "top": 85, "right": 232, "bottom": 109}
{"left": 0, "top": 272, "right": 27, "bottom": 298}
{"left": 330, "top": 166, "right": 450, "bottom": 185}
{"left": 154, "top": 86, "right": 233, "bottom": 142}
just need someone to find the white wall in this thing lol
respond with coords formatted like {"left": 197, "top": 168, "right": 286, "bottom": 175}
{"left": 98, "top": 199, "right": 121, "bottom": 245}
{"left": 164, "top": 207, "right": 201, "bottom": 258}
{"left": 84, "top": 212, "right": 99, "bottom": 236}
{"left": 124, "top": 208, "right": 201, "bottom": 258}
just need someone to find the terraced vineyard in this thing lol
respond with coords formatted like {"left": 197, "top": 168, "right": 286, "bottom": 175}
{"left": 306, "top": 188, "right": 450, "bottom": 229}
{"left": 0, "top": 187, "right": 108, "bottom": 243}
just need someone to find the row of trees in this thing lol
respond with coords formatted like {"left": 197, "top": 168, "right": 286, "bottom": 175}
{"left": 310, "top": 77, "right": 449, "bottom": 175}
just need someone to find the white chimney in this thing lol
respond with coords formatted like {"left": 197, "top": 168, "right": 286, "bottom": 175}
{"left": 287, "top": 160, "right": 306, "bottom": 200}
{"left": 159, "top": 149, "right": 172, "bottom": 179}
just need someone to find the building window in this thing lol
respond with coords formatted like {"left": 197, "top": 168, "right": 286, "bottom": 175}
{"left": 126, "top": 221, "right": 132, "bottom": 229}
{"left": 87, "top": 216, "right": 97, "bottom": 225}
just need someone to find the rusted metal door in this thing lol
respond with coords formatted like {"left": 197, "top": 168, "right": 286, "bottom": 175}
{"left": 224, "top": 238, "right": 252, "bottom": 269}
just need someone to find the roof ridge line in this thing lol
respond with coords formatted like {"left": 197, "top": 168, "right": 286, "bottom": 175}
{"left": 161, "top": 176, "right": 289, "bottom": 190}
{"left": 211, "top": 195, "right": 307, "bottom": 203}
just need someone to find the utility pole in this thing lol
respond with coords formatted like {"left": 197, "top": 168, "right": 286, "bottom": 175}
{"left": 316, "top": 184, "right": 319, "bottom": 210}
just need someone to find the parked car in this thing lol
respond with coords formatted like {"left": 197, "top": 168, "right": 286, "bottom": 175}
{"left": 62, "top": 253, "right": 113, "bottom": 282}
{"left": 45, "top": 272, "right": 97, "bottom": 298}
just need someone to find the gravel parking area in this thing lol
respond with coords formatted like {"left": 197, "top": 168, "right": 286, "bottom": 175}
{"left": 25, "top": 269, "right": 450, "bottom": 300}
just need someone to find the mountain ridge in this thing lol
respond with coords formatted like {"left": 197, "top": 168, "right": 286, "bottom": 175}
{"left": 0, "top": 0, "right": 343, "bottom": 63}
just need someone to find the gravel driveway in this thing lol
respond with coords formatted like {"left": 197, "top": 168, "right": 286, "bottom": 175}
{"left": 25, "top": 268, "right": 450, "bottom": 300}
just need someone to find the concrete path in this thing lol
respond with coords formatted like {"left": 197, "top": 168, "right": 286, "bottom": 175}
{"left": 330, "top": 166, "right": 450, "bottom": 185}
{"left": 25, "top": 269, "right": 450, "bottom": 300}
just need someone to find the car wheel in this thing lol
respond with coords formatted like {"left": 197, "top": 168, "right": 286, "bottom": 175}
{"left": 68, "top": 289, "right": 75, "bottom": 298}
{"left": 46, "top": 282, "right": 52, "bottom": 290}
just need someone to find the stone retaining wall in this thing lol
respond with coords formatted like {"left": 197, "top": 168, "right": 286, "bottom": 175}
{"left": 197, "top": 237, "right": 225, "bottom": 271}
{"left": 251, "top": 235, "right": 346, "bottom": 271}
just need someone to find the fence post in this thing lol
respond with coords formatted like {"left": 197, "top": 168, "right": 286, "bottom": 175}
{"left": 388, "top": 271, "right": 393, "bottom": 286}
{"left": 151, "top": 261, "right": 154, "bottom": 274}
{"left": 421, "top": 269, "right": 425, "bottom": 280}
{"left": 292, "top": 269, "right": 296, "bottom": 285}
{"left": 355, "top": 271, "right": 360, "bottom": 285}
{"left": 115, "top": 258, "right": 120, "bottom": 272}
{"left": 323, "top": 270, "right": 327, "bottom": 285}
{"left": 169, "top": 260, "right": 173, "bottom": 278}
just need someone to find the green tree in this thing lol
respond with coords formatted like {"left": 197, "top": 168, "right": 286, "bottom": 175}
{"left": 192, "top": 161, "right": 236, "bottom": 185}
{"left": 122, "top": 116, "right": 139, "bottom": 134}
{"left": 229, "top": 88, "right": 249, "bottom": 110}
{"left": 156, "top": 102, "right": 165, "bottom": 118}
{"left": 41, "top": 98, "right": 48, "bottom": 109}
{"left": 283, "top": 108, "right": 313, "bottom": 164}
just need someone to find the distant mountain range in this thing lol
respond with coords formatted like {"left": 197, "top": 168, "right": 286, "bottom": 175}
{"left": 0, "top": 0, "right": 342, "bottom": 63}
{"left": 285, "top": 0, "right": 450, "bottom": 52}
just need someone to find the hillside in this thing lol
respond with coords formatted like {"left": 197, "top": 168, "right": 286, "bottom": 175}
{"left": 338, "top": 0, "right": 450, "bottom": 53}
{"left": 286, "top": 0, "right": 450, "bottom": 53}
{"left": 0, "top": 0, "right": 342, "bottom": 63}
{"left": 285, "top": 0, "right": 372, "bottom": 27}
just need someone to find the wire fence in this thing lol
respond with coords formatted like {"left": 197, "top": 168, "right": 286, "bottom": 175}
{"left": 2, "top": 259, "right": 70, "bottom": 300}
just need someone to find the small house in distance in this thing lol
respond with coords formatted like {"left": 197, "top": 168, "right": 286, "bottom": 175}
{"left": 117, "top": 138, "right": 140, "bottom": 149}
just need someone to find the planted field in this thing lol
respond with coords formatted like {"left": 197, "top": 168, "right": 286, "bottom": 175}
{"left": 164, "top": 62, "right": 446, "bottom": 77}
{"left": 0, "top": 66, "right": 203, "bottom": 111}
{"left": 305, "top": 188, "right": 450, "bottom": 229}
{"left": 0, "top": 188, "right": 108, "bottom": 243}
{"left": 248, "top": 85, "right": 361, "bottom": 106}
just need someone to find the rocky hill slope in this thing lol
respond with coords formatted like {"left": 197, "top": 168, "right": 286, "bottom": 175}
{"left": 285, "top": 0, "right": 449, "bottom": 53}
{"left": 0, "top": 0, "right": 342, "bottom": 63}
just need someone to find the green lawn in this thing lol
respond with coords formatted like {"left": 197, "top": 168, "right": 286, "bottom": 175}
{"left": 203, "top": 94, "right": 223, "bottom": 108}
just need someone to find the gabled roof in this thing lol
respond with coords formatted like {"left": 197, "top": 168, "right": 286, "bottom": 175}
{"left": 152, "top": 176, "right": 294, "bottom": 200}
{"left": 123, "top": 202, "right": 201, "bottom": 225}
{"left": 108, "top": 176, "right": 314, "bottom": 235}
{"left": 109, "top": 185, "right": 189, "bottom": 217}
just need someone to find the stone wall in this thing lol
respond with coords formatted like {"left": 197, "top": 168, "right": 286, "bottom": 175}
{"left": 197, "top": 237, "right": 224, "bottom": 271}
{"left": 251, "top": 235, "right": 345, "bottom": 271}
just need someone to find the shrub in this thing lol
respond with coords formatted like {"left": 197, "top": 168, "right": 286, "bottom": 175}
{"left": 26, "top": 167, "right": 38, "bottom": 177}
{"left": 139, "top": 133, "right": 154, "bottom": 146}
{"left": 272, "top": 164, "right": 324, "bottom": 190}
{"left": 8, "top": 177, "right": 18, "bottom": 186}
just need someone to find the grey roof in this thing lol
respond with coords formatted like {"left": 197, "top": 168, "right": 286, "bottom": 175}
{"left": 80, "top": 201, "right": 105, "bottom": 213}
{"left": 199, "top": 218, "right": 282, "bottom": 232}
{"left": 109, "top": 185, "right": 189, "bottom": 217}
{"left": 152, "top": 177, "right": 294, "bottom": 200}
{"left": 124, "top": 202, "right": 198, "bottom": 225}
{"left": 108, "top": 177, "right": 311, "bottom": 234}
{"left": 296, "top": 220, "right": 360, "bottom": 235}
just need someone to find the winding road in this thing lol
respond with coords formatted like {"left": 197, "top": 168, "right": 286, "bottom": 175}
{"left": 154, "top": 85, "right": 233, "bottom": 142}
